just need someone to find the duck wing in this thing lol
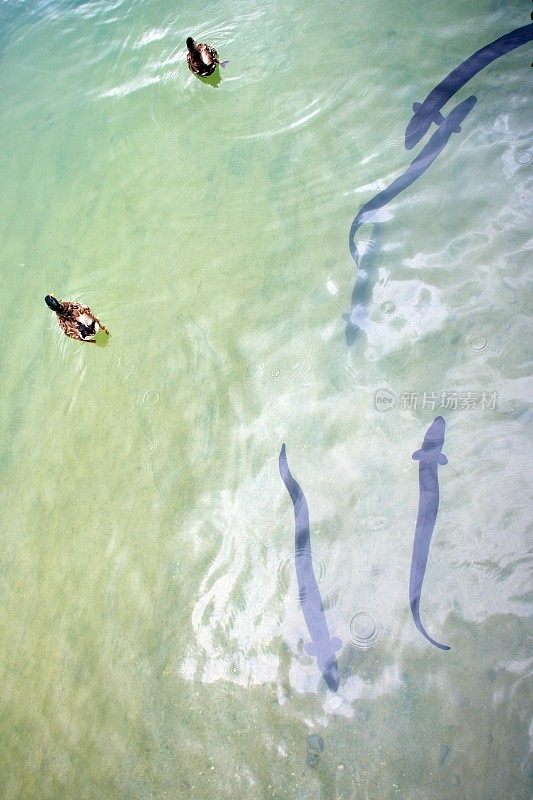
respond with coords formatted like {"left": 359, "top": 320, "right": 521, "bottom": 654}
{"left": 197, "top": 43, "right": 218, "bottom": 66}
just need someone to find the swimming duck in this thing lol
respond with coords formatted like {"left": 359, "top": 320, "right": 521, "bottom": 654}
{"left": 186, "top": 36, "right": 219, "bottom": 77}
{"left": 45, "top": 295, "right": 110, "bottom": 343}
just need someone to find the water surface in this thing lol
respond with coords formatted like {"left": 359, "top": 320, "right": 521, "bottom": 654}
{"left": 0, "top": 1, "right": 531, "bottom": 798}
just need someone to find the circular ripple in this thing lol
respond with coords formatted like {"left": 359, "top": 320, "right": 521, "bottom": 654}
{"left": 515, "top": 150, "right": 532, "bottom": 165}
{"left": 380, "top": 100, "right": 413, "bottom": 148}
{"left": 143, "top": 389, "right": 160, "bottom": 406}
{"left": 271, "top": 544, "right": 328, "bottom": 598}
{"left": 278, "top": 58, "right": 292, "bottom": 73}
{"left": 243, "top": 319, "right": 322, "bottom": 389}
{"left": 230, "top": 665, "right": 239, "bottom": 676}
{"left": 348, "top": 612, "right": 384, "bottom": 650}
{"left": 465, "top": 330, "right": 490, "bottom": 353}
{"left": 381, "top": 300, "right": 396, "bottom": 315}
{"left": 327, "top": 74, "right": 377, "bottom": 133}
{"left": 413, "top": 183, "right": 449, "bottom": 226}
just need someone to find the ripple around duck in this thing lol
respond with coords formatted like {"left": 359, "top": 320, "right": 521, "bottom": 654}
{"left": 347, "top": 611, "right": 384, "bottom": 651}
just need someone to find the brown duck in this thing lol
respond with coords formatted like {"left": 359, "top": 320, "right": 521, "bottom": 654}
{"left": 186, "top": 36, "right": 219, "bottom": 77}
{"left": 45, "top": 295, "right": 110, "bottom": 343}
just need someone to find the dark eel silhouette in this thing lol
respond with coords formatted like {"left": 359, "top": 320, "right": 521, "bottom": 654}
{"left": 406, "top": 24, "right": 533, "bottom": 150}
{"left": 409, "top": 416, "right": 450, "bottom": 651}
{"left": 278, "top": 444, "right": 342, "bottom": 691}
{"left": 345, "top": 23, "right": 533, "bottom": 344}
{"left": 343, "top": 223, "right": 382, "bottom": 344}
{"left": 345, "top": 96, "right": 476, "bottom": 340}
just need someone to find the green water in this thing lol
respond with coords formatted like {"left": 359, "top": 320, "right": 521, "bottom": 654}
{"left": 0, "top": 1, "right": 531, "bottom": 798}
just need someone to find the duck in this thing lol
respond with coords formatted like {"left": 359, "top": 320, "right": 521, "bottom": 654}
{"left": 45, "top": 295, "right": 110, "bottom": 343}
{"left": 186, "top": 36, "right": 219, "bottom": 77}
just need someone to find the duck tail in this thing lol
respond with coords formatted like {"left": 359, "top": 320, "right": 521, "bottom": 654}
{"left": 186, "top": 37, "right": 196, "bottom": 53}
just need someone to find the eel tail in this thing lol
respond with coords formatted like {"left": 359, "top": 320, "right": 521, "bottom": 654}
{"left": 410, "top": 596, "right": 450, "bottom": 651}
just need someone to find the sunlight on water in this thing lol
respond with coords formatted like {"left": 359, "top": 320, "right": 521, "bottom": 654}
{"left": 0, "top": 0, "right": 531, "bottom": 798}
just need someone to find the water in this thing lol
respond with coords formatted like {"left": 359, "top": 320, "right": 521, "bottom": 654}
{"left": 0, "top": 1, "right": 531, "bottom": 797}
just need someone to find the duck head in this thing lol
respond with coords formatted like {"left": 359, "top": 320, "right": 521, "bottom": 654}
{"left": 186, "top": 37, "right": 196, "bottom": 53}
{"left": 45, "top": 295, "right": 62, "bottom": 313}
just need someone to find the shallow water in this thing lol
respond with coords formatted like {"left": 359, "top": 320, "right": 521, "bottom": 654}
{"left": 0, "top": 1, "right": 531, "bottom": 798}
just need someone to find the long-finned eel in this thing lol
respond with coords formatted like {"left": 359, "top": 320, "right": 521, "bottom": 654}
{"left": 278, "top": 444, "right": 342, "bottom": 691}
{"left": 345, "top": 96, "right": 476, "bottom": 340}
{"left": 345, "top": 24, "right": 532, "bottom": 344}
{"left": 409, "top": 416, "right": 450, "bottom": 651}
{"left": 405, "top": 24, "right": 533, "bottom": 150}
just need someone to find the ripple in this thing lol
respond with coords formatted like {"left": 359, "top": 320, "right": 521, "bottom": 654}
{"left": 379, "top": 101, "right": 412, "bottom": 149}
{"left": 514, "top": 150, "right": 531, "bottom": 166}
{"left": 411, "top": 183, "right": 449, "bottom": 226}
{"left": 268, "top": 542, "right": 328, "bottom": 598}
{"left": 463, "top": 11, "right": 495, "bottom": 33}
{"left": 277, "top": 58, "right": 293, "bottom": 73}
{"left": 240, "top": 73, "right": 376, "bottom": 141}
{"left": 381, "top": 300, "right": 396, "bottom": 315}
{"left": 348, "top": 612, "right": 384, "bottom": 650}
{"left": 243, "top": 319, "right": 321, "bottom": 390}
{"left": 142, "top": 389, "right": 160, "bottom": 406}
{"left": 465, "top": 330, "right": 490, "bottom": 353}
{"left": 295, "top": 18, "right": 313, "bottom": 41}
{"left": 326, "top": 74, "right": 377, "bottom": 133}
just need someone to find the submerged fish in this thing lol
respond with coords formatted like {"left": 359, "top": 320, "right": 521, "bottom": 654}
{"left": 405, "top": 24, "right": 533, "bottom": 149}
{"left": 409, "top": 416, "right": 450, "bottom": 651}
{"left": 278, "top": 445, "right": 342, "bottom": 691}
{"left": 345, "top": 97, "right": 476, "bottom": 340}
{"left": 345, "top": 23, "right": 533, "bottom": 343}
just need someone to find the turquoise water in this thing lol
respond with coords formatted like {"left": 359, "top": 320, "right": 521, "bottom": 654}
{"left": 0, "top": 0, "right": 531, "bottom": 797}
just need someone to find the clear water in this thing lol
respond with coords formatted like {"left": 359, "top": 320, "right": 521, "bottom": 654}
{"left": 0, "top": 1, "right": 531, "bottom": 798}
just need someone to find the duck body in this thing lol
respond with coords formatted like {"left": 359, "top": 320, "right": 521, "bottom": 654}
{"left": 45, "top": 295, "right": 110, "bottom": 343}
{"left": 186, "top": 36, "right": 219, "bottom": 76}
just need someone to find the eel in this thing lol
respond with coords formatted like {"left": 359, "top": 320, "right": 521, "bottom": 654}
{"left": 278, "top": 444, "right": 342, "bottom": 691}
{"left": 409, "top": 416, "right": 450, "bottom": 651}
{"left": 405, "top": 24, "right": 533, "bottom": 149}
{"left": 345, "top": 96, "right": 476, "bottom": 338}
{"left": 345, "top": 23, "right": 533, "bottom": 343}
